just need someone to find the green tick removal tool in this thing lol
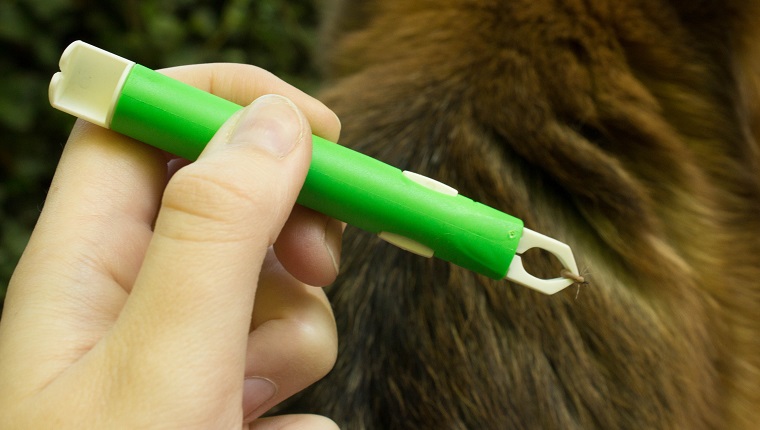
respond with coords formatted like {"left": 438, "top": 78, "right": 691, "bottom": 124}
{"left": 49, "top": 41, "right": 580, "bottom": 295}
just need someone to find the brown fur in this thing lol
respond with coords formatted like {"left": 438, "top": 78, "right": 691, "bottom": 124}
{"left": 277, "top": 1, "right": 760, "bottom": 428}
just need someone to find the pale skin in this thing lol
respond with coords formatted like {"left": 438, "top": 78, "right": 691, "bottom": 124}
{"left": 0, "top": 64, "right": 343, "bottom": 429}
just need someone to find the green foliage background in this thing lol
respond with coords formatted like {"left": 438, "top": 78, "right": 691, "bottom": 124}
{"left": 0, "top": 0, "right": 322, "bottom": 311}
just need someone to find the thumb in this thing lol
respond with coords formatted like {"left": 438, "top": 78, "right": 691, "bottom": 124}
{"left": 103, "top": 94, "right": 312, "bottom": 413}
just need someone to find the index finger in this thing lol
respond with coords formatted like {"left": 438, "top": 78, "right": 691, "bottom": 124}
{"left": 160, "top": 64, "right": 341, "bottom": 143}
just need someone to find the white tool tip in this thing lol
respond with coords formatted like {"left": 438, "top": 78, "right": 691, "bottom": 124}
{"left": 49, "top": 40, "right": 134, "bottom": 128}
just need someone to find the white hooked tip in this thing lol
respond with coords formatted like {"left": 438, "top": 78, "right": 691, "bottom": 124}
{"left": 48, "top": 40, "right": 135, "bottom": 128}
{"left": 505, "top": 228, "right": 580, "bottom": 295}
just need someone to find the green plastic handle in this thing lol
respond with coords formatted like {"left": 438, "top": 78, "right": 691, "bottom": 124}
{"left": 110, "top": 64, "right": 523, "bottom": 279}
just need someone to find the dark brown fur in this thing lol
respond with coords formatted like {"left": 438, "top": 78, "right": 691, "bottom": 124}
{"left": 278, "top": 1, "right": 760, "bottom": 428}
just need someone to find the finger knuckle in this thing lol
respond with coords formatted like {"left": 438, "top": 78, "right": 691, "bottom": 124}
{"left": 288, "top": 319, "right": 339, "bottom": 379}
{"left": 159, "top": 168, "right": 264, "bottom": 241}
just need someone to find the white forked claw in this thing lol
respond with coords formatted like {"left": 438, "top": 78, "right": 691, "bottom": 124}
{"left": 505, "top": 228, "right": 580, "bottom": 295}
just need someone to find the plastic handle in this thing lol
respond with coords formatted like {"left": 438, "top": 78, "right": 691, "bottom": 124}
{"left": 111, "top": 64, "right": 237, "bottom": 160}
{"left": 110, "top": 64, "right": 523, "bottom": 279}
{"left": 301, "top": 139, "right": 523, "bottom": 278}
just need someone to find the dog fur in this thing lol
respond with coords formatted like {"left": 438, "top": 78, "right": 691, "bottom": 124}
{"left": 277, "top": 1, "right": 760, "bottom": 428}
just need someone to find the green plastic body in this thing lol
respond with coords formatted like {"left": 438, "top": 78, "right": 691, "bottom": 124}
{"left": 110, "top": 64, "right": 523, "bottom": 279}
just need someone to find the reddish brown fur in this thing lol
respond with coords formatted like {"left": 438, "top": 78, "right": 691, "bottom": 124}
{"left": 277, "top": 1, "right": 760, "bottom": 428}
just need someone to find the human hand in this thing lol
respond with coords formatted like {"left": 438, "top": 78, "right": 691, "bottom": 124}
{"left": 0, "top": 64, "right": 342, "bottom": 429}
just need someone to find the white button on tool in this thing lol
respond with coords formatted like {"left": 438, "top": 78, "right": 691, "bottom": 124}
{"left": 402, "top": 171, "right": 458, "bottom": 196}
{"left": 378, "top": 232, "right": 435, "bottom": 258}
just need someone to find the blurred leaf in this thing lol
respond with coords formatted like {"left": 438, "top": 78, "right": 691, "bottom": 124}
{"left": 0, "top": 73, "right": 40, "bottom": 131}
{"left": 221, "top": 0, "right": 251, "bottom": 34}
{"left": 25, "top": 0, "right": 70, "bottom": 21}
{"left": 189, "top": 7, "right": 217, "bottom": 37}
{"left": 147, "top": 13, "right": 185, "bottom": 49}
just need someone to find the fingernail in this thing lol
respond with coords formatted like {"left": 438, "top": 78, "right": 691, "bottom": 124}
{"left": 324, "top": 218, "right": 344, "bottom": 276}
{"left": 230, "top": 95, "right": 304, "bottom": 158}
{"left": 243, "top": 377, "right": 278, "bottom": 422}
